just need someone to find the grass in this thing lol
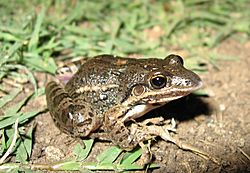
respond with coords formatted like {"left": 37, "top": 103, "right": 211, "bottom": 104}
{"left": 0, "top": 0, "right": 249, "bottom": 172}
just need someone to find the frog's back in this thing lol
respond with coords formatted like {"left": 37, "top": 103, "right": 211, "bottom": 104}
{"left": 64, "top": 55, "right": 130, "bottom": 115}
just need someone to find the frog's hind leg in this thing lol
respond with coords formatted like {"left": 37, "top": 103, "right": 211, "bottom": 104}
{"left": 46, "top": 81, "right": 99, "bottom": 138}
{"left": 46, "top": 81, "right": 74, "bottom": 135}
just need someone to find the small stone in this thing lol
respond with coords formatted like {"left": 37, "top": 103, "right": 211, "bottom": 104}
{"left": 219, "top": 104, "right": 226, "bottom": 111}
{"left": 45, "top": 146, "right": 65, "bottom": 162}
{"left": 237, "top": 138, "right": 245, "bottom": 147}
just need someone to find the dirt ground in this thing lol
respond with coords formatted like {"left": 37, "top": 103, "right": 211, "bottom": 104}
{"left": 28, "top": 38, "right": 250, "bottom": 173}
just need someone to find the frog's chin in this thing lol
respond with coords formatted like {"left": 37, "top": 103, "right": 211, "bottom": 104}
{"left": 121, "top": 104, "right": 162, "bottom": 122}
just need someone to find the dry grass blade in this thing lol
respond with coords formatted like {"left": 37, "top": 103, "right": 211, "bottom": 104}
{"left": 0, "top": 118, "right": 19, "bottom": 164}
{"left": 147, "top": 126, "right": 221, "bottom": 164}
{"left": 238, "top": 147, "right": 250, "bottom": 161}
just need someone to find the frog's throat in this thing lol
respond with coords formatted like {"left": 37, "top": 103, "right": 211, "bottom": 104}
{"left": 121, "top": 104, "right": 163, "bottom": 122}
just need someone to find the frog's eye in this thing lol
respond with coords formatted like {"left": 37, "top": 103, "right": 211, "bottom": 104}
{"left": 166, "top": 54, "right": 184, "bottom": 65}
{"left": 150, "top": 75, "right": 167, "bottom": 89}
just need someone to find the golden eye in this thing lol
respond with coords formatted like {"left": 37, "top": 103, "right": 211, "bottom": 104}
{"left": 150, "top": 75, "right": 167, "bottom": 89}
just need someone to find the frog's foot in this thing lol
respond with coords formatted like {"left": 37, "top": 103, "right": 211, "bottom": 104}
{"left": 129, "top": 119, "right": 220, "bottom": 164}
{"left": 107, "top": 118, "right": 219, "bottom": 164}
{"left": 138, "top": 116, "right": 177, "bottom": 132}
{"left": 138, "top": 117, "right": 176, "bottom": 132}
{"left": 137, "top": 117, "right": 165, "bottom": 126}
{"left": 137, "top": 141, "right": 153, "bottom": 166}
{"left": 88, "top": 132, "right": 111, "bottom": 141}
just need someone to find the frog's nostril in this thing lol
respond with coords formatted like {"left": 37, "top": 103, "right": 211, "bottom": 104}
{"left": 184, "top": 80, "right": 192, "bottom": 87}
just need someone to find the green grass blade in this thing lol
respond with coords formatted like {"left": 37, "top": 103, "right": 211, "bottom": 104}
{"left": 16, "top": 141, "right": 28, "bottom": 163}
{"left": 15, "top": 125, "right": 34, "bottom": 164}
{"left": 0, "top": 32, "right": 21, "bottom": 42}
{"left": 52, "top": 160, "right": 159, "bottom": 171}
{"left": 96, "top": 146, "right": 123, "bottom": 164}
{"left": 0, "top": 109, "right": 44, "bottom": 129}
{"left": 80, "top": 162, "right": 159, "bottom": 171}
{"left": 23, "top": 125, "right": 34, "bottom": 158}
{"left": 28, "top": 7, "right": 46, "bottom": 51}
{"left": 0, "top": 87, "right": 22, "bottom": 108}
{"left": 23, "top": 54, "right": 57, "bottom": 74}
{"left": 193, "top": 89, "right": 210, "bottom": 96}
{"left": 0, "top": 129, "right": 6, "bottom": 153}
{"left": 0, "top": 158, "right": 158, "bottom": 172}
{"left": 3, "top": 91, "right": 33, "bottom": 116}
{"left": 5, "top": 128, "right": 24, "bottom": 154}
{"left": 120, "top": 148, "right": 142, "bottom": 164}
{"left": 33, "top": 87, "right": 45, "bottom": 97}
{"left": 0, "top": 113, "right": 22, "bottom": 129}
{"left": 50, "top": 160, "right": 81, "bottom": 170}
{"left": 73, "top": 139, "right": 94, "bottom": 161}
{"left": 0, "top": 163, "right": 20, "bottom": 172}
{"left": 18, "top": 109, "right": 45, "bottom": 125}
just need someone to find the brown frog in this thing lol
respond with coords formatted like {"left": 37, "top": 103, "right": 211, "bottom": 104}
{"left": 45, "top": 54, "right": 202, "bottom": 151}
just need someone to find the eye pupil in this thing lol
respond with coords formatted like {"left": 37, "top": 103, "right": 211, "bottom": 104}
{"left": 151, "top": 76, "right": 167, "bottom": 89}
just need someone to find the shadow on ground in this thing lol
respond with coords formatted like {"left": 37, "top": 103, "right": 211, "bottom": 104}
{"left": 142, "top": 94, "right": 213, "bottom": 122}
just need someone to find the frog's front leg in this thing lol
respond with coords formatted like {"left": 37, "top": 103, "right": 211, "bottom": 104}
{"left": 46, "top": 81, "right": 100, "bottom": 137}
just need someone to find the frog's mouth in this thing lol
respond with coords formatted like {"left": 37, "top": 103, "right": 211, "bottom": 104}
{"left": 146, "top": 80, "right": 203, "bottom": 104}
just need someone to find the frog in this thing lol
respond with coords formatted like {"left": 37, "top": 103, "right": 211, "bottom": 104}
{"left": 45, "top": 54, "right": 202, "bottom": 152}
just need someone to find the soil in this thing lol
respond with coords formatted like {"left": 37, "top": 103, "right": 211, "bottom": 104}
{"left": 6, "top": 38, "right": 250, "bottom": 172}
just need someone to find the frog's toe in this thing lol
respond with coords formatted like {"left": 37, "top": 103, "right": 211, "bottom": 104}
{"left": 137, "top": 142, "right": 153, "bottom": 165}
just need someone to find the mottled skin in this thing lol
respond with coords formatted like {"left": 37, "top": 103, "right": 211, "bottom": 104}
{"left": 46, "top": 54, "right": 202, "bottom": 151}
